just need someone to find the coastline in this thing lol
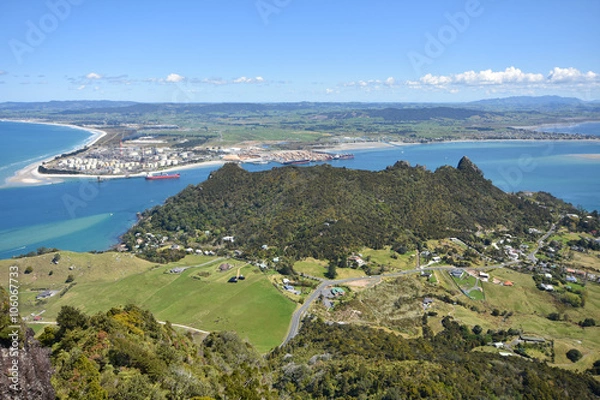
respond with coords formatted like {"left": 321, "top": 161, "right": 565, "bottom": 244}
{"left": 517, "top": 119, "right": 600, "bottom": 133}
{"left": 3, "top": 118, "right": 600, "bottom": 188}
{"left": 1, "top": 119, "right": 107, "bottom": 187}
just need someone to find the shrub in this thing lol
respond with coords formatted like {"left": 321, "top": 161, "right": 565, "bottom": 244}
{"left": 65, "top": 274, "right": 75, "bottom": 283}
{"left": 579, "top": 318, "right": 596, "bottom": 327}
{"left": 547, "top": 312, "right": 561, "bottom": 321}
{"left": 566, "top": 349, "right": 583, "bottom": 363}
{"left": 24, "top": 266, "right": 33, "bottom": 274}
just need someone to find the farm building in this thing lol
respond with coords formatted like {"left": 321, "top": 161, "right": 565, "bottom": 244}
{"left": 219, "top": 263, "right": 233, "bottom": 272}
{"left": 450, "top": 269, "right": 463, "bottom": 278}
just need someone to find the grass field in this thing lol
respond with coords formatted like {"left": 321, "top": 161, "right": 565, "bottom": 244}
{"left": 446, "top": 267, "right": 600, "bottom": 372}
{"left": 1, "top": 252, "right": 296, "bottom": 353}
{"left": 293, "top": 258, "right": 365, "bottom": 279}
{"left": 359, "top": 247, "right": 417, "bottom": 271}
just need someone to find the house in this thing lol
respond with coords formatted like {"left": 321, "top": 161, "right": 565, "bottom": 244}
{"left": 347, "top": 255, "right": 365, "bottom": 267}
{"left": 492, "top": 342, "right": 504, "bottom": 348}
{"left": 36, "top": 290, "right": 53, "bottom": 300}
{"left": 423, "top": 297, "right": 434, "bottom": 305}
{"left": 450, "top": 269, "right": 463, "bottom": 278}
{"left": 282, "top": 278, "right": 290, "bottom": 284}
{"left": 222, "top": 236, "right": 235, "bottom": 243}
{"left": 479, "top": 272, "right": 490, "bottom": 279}
{"left": 520, "top": 335, "right": 546, "bottom": 344}
{"left": 544, "top": 273, "right": 552, "bottom": 279}
{"left": 219, "top": 263, "right": 233, "bottom": 272}
{"left": 432, "top": 256, "right": 442, "bottom": 263}
{"left": 283, "top": 284, "right": 295, "bottom": 291}
{"left": 330, "top": 287, "right": 345, "bottom": 297}
{"left": 169, "top": 267, "right": 186, "bottom": 274}
{"left": 539, "top": 283, "right": 554, "bottom": 291}
{"left": 566, "top": 275, "right": 577, "bottom": 283}
{"left": 420, "top": 271, "right": 432, "bottom": 278}
{"left": 503, "top": 281, "right": 514, "bottom": 287}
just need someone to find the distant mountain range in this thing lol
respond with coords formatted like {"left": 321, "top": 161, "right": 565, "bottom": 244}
{"left": 0, "top": 96, "right": 598, "bottom": 113}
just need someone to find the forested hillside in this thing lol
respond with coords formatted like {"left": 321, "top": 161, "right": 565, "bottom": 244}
{"left": 4, "top": 297, "right": 598, "bottom": 399}
{"left": 124, "top": 158, "right": 554, "bottom": 261}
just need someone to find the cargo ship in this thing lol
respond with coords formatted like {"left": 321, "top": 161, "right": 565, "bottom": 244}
{"left": 282, "top": 159, "right": 311, "bottom": 166}
{"left": 145, "top": 172, "right": 180, "bottom": 180}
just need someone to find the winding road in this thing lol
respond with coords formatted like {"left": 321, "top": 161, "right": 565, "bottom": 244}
{"left": 281, "top": 221, "right": 558, "bottom": 346}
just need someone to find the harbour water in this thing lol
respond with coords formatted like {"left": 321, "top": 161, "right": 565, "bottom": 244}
{"left": 0, "top": 121, "right": 599, "bottom": 259}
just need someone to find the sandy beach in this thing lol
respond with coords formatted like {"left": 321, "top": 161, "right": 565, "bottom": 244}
{"left": 517, "top": 120, "right": 600, "bottom": 132}
{"left": 2, "top": 120, "right": 108, "bottom": 187}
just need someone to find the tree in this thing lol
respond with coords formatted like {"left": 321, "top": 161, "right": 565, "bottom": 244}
{"left": 52, "top": 253, "right": 61, "bottom": 264}
{"left": 589, "top": 360, "right": 600, "bottom": 375}
{"left": 24, "top": 266, "right": 33, "bottom": 274}
{"left": 472, "top": 325, "right": 483, "bottom": 335}
{"left": 56, "top": 305, "right": 89, "bottom": 333}
{"left": 66, "top": 274, "right": 75, "bottom": 283}
{"left": 547, "top": 312, "right": 561, "bottom": 321}
{"left": 566, "top": 349, "right": 583, "bottom": 363}
{"left": 326, "top": 261, "right": 337, "bottom": 279}
{"left": 579, "top": 318, "right": 596, "bottom": 327}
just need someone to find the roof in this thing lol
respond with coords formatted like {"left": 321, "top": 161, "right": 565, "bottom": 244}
{"left": 331, "top": 287, "right": 345, "bottom": 295}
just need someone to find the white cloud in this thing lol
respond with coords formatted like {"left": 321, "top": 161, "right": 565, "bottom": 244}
{"left": 406, "top": 66, "right": 599, "bottom": 90}
{"left": 232, "top": 76, "right": 265, "bottom": 84}
{"left": 547, "top": 67, "right": 597, "bottom": 83}
{"left": 0, "top": 70, "right": 7, "bottom": 76}
{"left": 86, "top": 72, "right": 103, "bottom": 80}
{"left": 77, "top": 85, "right": 86, "bottom": 90}
{"left": 166, "top": 73, "right": 185, "bottom": 83}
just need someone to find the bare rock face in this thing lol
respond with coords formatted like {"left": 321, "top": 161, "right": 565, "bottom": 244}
{"left": 0, "top": 327, "right": 55, "bottom": 400}
{"left": 457, "top": 156, "right": 483, "bottom": 176}
{"left": 0, "top": 285, "right": 55, "bottom": 399}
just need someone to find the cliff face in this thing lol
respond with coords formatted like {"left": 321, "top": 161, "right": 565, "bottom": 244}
{"left": 0, "top": 287, "right": 55, "bottom": 399}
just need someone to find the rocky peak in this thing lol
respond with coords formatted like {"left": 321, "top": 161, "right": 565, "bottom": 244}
{"left": 457, "top": 156, "right": 483, "bottom": 176}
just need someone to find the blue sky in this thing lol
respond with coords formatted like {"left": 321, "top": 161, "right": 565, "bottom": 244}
{"left": 0, "top": 0, "right": 599, "bottom": 102}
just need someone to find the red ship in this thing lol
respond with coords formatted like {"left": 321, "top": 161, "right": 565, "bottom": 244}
{"left": 145, "top": 173, "right": 180, "bottom": 180}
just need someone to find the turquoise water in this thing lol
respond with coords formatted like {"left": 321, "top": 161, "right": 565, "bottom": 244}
{"left": 0, "top": 121, "right": 93, "bottom": 186}
{"left": 0, "top": 121, "right": 599, "bottom": 259}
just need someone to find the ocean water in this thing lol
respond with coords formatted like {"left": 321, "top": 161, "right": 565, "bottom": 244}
{"left": 0, "top": 121, "right": 599, "bottom": 259}
{"left": 0, "top": 121, "right": 92, "bottom": 186}
{"left": 537, "top": 121, "right": 600, "bottom": 136}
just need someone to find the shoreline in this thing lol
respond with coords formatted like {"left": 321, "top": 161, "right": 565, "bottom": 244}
{"left": 517, "top": 120, "right": 600, "bottom": 133}
{"left": 1, "top": 119, "right": 107, "bottom": 187}
{"left": 3, "top": 118, "right": 600, "bottom": 187}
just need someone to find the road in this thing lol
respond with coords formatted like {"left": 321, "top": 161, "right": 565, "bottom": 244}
{"left": 282, "top": 221, "right": 560, "bottom": 346}
{"left": 282, "top": 265, "right": 469, "bottom": 346}
{"left": 528, "top": 223, "right": 557, "bottom": 262}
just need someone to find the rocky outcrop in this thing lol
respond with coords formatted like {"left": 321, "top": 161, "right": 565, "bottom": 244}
{"left": 0, "top": 287, "right": 55, "bottom": 399}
